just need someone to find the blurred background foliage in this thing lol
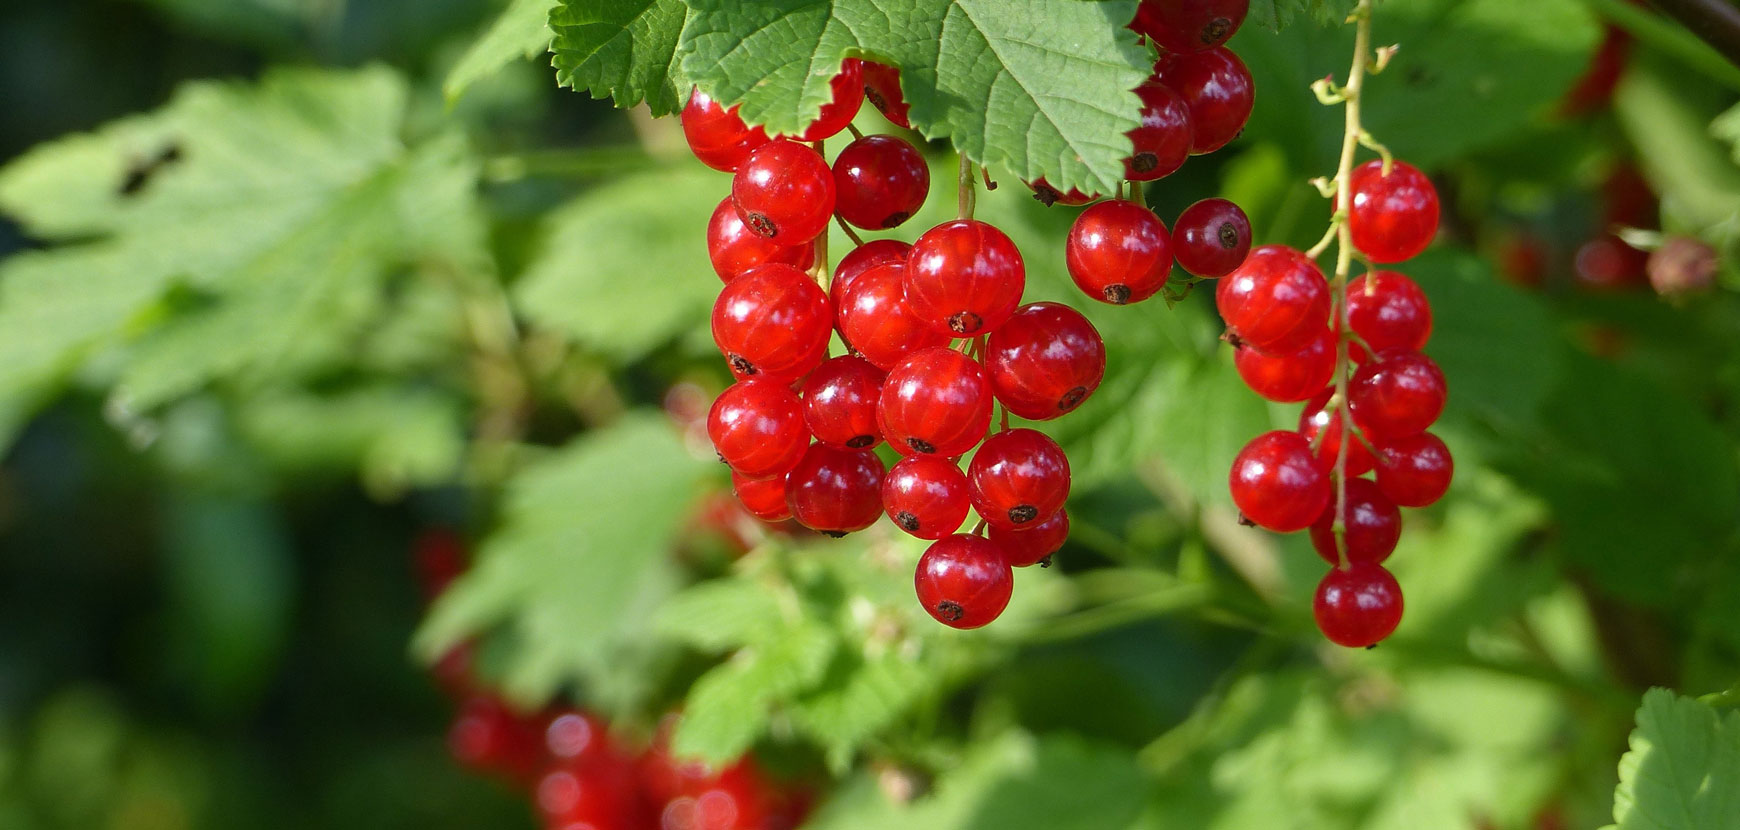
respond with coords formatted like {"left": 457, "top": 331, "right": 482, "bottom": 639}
{"left": 0, "top": 0, "right": 1738, "bottom": 828}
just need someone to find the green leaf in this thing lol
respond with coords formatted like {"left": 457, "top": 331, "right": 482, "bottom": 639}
{"left": 673, "top": 622, "right": 837, "bottom": 763}
{"left": 550, "top": 0, "right": 690, "bottom": 116}
{"left": 1616, "top": 56, "right": 1740, "bottom": 231}
{"left": 1608, "top": 689, "right": 1740, "bottom": 830}
{"left": 445, "top": 0, "right": 558, "bottom": 102}
{"left": 235, "top": 386, "right": 466, "bottom": 495}
{"left": 789, "top": 648, "right": 930, "bottom": 772}
{"left": 1712, "top": 103, "right": 1740, "bottom": 166}
{"left": 655, "top": 579, "right": 786, "bottom": 652}
{"left": 677, "top": 0, "right": 1150, "bottom": 195}
{"left": 1247, "top": 0, "right": 1359, "bottom": 31}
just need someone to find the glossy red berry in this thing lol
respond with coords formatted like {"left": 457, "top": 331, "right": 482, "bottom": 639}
{"left": 1065, "top": 200, "right": 1172, "bottom": 305}
{"left": 711, "top": 263, "right": 831, "bottom": 381}
{"left": 732, "top": 140, "right": 836, "bottom": 244}
{"left": 681, "top": 88, "right": 771, "bottom": 172}
{"left": 905, "top": 219, "right": 1026, "bottom": 336}
{"left": 989, "top": 508, "right": 1068, "bottom": 567}
{"left": 785, "top": 443, "right": 886, "bottom": 536}
{"left": 1346, "top": 271, "right": 1432, "bottom": 355}
{"left": 1215, "top": 245, "right": 1331, "bottom": 354}
{"left": 880, "top": 347, "right": 994, "bottom": 457}
{"left": 1157, "top": 47, "right": 1253, "bottom": 154}
{"left": 1373, "top": 431, "right": 1453, "bottom": 507}
{"left": 1027, "top": 178, "right": 1101, "bottom": 207}
{"left": 790, "top": 60, "right": 865, "bottom": 141}
{"left": 1229, "top": 430, "right": 1331, "bottom": 532}
{"left": 1346, "top": 160, "right": 1439, "bottom": 263}
{"left": 708, "top": 380, "right": 809, "bottom": 479}
{"left": 1125, "top": 79, "right": 1193, "bottom": 181}
{"left": 447, "top": 696, "right": 544, "bottom": 783}
{"left": 1173, "top": 197, "right": 1251, "bottom": 277}
{"left": 802, "top": 355, "right": 885, "bottom": 449}
{"left": 1299, "top": 390, "right": 1376, "bottom": 477}
{"left": 833, "top": 135, "right": 929, "bottom": 230}
{"left": 1308, "top": 477, "right": 1402, "bottom": 565}
{"left": 882, "top": 455, "right": 972, "bottom": 539}
{"left": 837, "top": 261, "right": 950, "bottom": 370}
{"left": 831, "top": 239, "right": 911, "bottom": 324}
{"left": 856, "top": 59, "right": 911, "bottom": 128}
{"left": 985, "top": 302, "right": 1107, "bottom": 420}
{"left": 707, "top": 196, "right": 814, "bottom": 282}
{"left": 1130, "top": 0, "right": 1248, "bottom": 53}
{"left": 968, "top": 428, "right": 1070, "bottom": 531}
{"left": 1348, "top": 349, "right": 1446, "bottom": 439}
{"left": 732, "top": 470, "right": 792, "bottom": 522}
{"left": 1233, "top": 327, "right": 1335, "bottom": 403}
{"left": 1313, "top": 562, "right": 1404, "bottom": 648}
{"left": 914, "top": 534, "right": 1014, "bottom": 629}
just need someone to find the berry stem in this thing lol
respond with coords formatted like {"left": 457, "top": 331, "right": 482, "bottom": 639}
{"left": 834, "top": 213, "right": 866, "bottom": 248}
{"left": 846, "top": 122, "right": 865, "bottom": 140}
{"left": 811, "top": 140, "right": 831, "bottom": 284}
{"left": 957, "top": 153, "right": 977, "bottom": 220}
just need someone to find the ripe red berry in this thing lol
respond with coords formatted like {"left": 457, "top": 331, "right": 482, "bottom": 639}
{"left": 1027, "top": 179, "right": 1101, "bottom": 207}
{"left": 968, "top": 428, "right": 1070, "bottom": 531}
{"left": 1346, "top": 160, "right": 1439, "bottom": 263}
{"left": 711, "top": 263, "right": 831, "bottom": 381}
{"left": 1157, "top": 47, "right": 1253, "bottom": 154}
{"left": 985, "top": 302, "right": 1106, "bottom": 420}
{"left": 1574, "top": 233, "right": 1648, "bottom": 290}
{"left": 708, "top": 380, "right": 809, "bottom": 479}
{"left": 447, "top": 696, "right": 544, "bottom": 783}
{"left": 1173, "top": 197, "right": 1251, "bottom": 277}
{"left": 1233, "top": 327, "right": 1335, "bottom": 403}
{"left": 732, "top": 140, "right": 836, "bottom": 244}
{"left": 1313, "top": 562, "right": 1404, "bottom": 648}
{"left": 988, "top": 508, "right": 1069, "bottom": 567}
{"left": 785, "top": 443, "right": 886, "bottom": 536}
{"left": 882, "top": 455, "right": 972, "bottom": 539}
{"left": 1346, "top": 271, "right": 1432, "bottom": 355}
{"left": 914, "top": 534, "right": 1015, "bottom": 629}
{"left": 1229, "top": 430, "right": 1331, "bottom": 532}
{"left": 790, "top": 60, "right": 864, "bottom": 141}
{"left": 544, "top": 710, "right": 611, "bottom": 762}
{"left": 1065, "top": 199, "right": 1172, "bottom": 305}
{"left": 856, "top": 59, "right": 911, "bottom": 128}
{"left": 833, "top": 135, "right": 930, "bottom": 230}
{"left": 732, "top": 470, "right": 792, "bottom": 522}
{"left": 880, "top": 347, "right": 994, "bottom": 457}
{"left": 1373, "top": 431, "right": 1453, "bottom": 507}
{"left": 1299, "top": 390, "right": 1376, "bottom": 477}
{"left": 831, "top": 239, "right": 911, "bottom": 324}
{"left": 802, "top": 355, "right": 885, "bottom": 449}
{"left": 1348, "top": 349, "right": 1446, "bottom": 439}
{"left": 1130, "top": 0, "right": 1248, "bottom": 53}
{"left": 1215, "top": 245, "right": 1331, "bottom": 354}
{"left": 1308, "top": 477, "right": 1402, "bottom": 565}
{"left": 681, "top": 88, "right": 771, "bottom": 172}
{"left": 905, "top": 219, "right": 1026, "bottom": 336}
{"left": 837, "top": 261, "right": 950, "bottom": 370}
{"left": 707, "top": 196, "right": 814, "bottom": 282}
{"left": 1125, "top": 79, "right": 1193, "bottom": 181}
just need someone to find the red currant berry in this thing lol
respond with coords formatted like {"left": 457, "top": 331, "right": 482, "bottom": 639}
{"left": 681, "top": 88, "right": 771, "bottom": 172}
{"left": 711, "top": 262, "right": 831, "bottom": 381}
{"left": 788, "top": 60, "right": 864, "bottom": 141}
{"left": 905, "top": 219, "right": 1026, "bottom": 336}
{"left": 1346, "top": 270, "right": 1432, "bottom": 355}
{"left": 1027, "top": 178, "right": 1101, "bottom": 207}
{"left": 707, "top": 196, "right": 814, "bottom": 282}
{"left": 914, "top": 534, "right": 1014, "bottom": 629}
{"left": 1299, "top": 390, "right": 1376, "bottom": 477}
{"left": 708, "top": 380, "right": 809, "bottom": 479}
{"left": 1173, "top": 197, "right": 1251, "bottom": 277}
{"left": 1229, "top": 430, "right": 1331, "bottom": 532}
{"left": 1125, "top": 79, "right": 1193, "bottom": 181}
{"left": 1373, "top": 431, "right": 1453, "bottom": 507}
{"left": 1348, "top": 349, "right": 1446, "bottom": 439}
{"left": 985, "top": 302, "right": 1106, "bottom": 420}
{"left": 802, "top": 355, "right": 885, "bottom": 449}
{"left": 732, "top": 140, "right": 836, "bottom": 244}
{"left": 1233, "top": 326, "right": 1335, "bottom": 403}
{"left": 837, "top": 261, "right": 950, "bottom": 370}
{"left": 785, "top": 443, "right": 886, "bottom": 536}
{"left": 1131, "top": 0, "right": 1248, "bottom": 53}
{"left": 855, "top": 59, "right": 911, "bottom": 128}
{"left": 832, "top": 239, "right": 912, "bottom": 318}
{"left": 1574, "top": 233, "right": 1648, "bottom": 290}
{"left": 968, "top": 428, "right": 1070, "bottom": 531}
{"left": 1157, "top": 47, "right": 1253, "bottom": 154}
{"left": 1065, "top": 199, "right": 1172, "bottom": 305}
{"left": 880, "top": 347, "right": 994, "bottom": 457}
{"left": 1215, "top": 245, "right": 1331, "bottom": 354}
{"left": 1308, "top": 477, "right": 1402, "bottom": 565}
{"left": 882, "top": 455, "right": 972, "bottom": 539}
{"left": 447, "top": 695, "right": 544, "bottom": 783}
{"left": 1313, "top": 562, "right": 1403, "bottom": 648}
{"left": 732, "top": 470, "right": 792, "bottom": 522}
{"left": 833, "top": 134, "right": 929, "bottom": 230}
{"left": 1346, "top": 160, "right": 1439, "bottom": 263}
{"left": 989, "top": 508, "right": 1068, "bottom": 567}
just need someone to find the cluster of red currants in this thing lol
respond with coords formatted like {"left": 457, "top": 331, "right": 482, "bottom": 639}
{"left": 1219, "top": 158, "right": 1452, "bottom": 648}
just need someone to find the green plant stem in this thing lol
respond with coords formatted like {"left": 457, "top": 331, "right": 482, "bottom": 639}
{"left": 812, "top": 140, "right": 830, "bottom": 283}
{"left": 1577, "top": 0, "right": 1740, "bottom": 91}
{"left": 957, "top": 153, "right": 976, "bottom": 219}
